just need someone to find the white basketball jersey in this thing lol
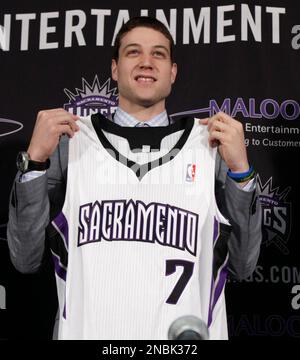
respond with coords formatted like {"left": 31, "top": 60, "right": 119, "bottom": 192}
{"left": 51, "top": 114, "right": 231, "bottom": 340}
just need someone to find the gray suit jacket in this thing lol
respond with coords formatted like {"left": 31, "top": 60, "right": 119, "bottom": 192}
{"left": 7, "top": 135, "right": 262, "bottom": 280}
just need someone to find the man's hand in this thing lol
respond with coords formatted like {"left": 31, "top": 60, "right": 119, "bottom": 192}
{"left": 199, "top": 111, "right": 249, "bottom": 173}
{"left": 27, "top": 108, "right": 79, "bottom": 162}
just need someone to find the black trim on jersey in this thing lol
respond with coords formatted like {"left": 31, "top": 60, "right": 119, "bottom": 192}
{"left": 213, "top": 223, "right": 231, "bottom": 281}
{"left": 91, "top": 113, "right": 194, "bottom": 181}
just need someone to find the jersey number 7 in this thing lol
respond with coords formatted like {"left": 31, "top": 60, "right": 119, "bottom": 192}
{"left": 165, "top": 259, "right": 194, "bottom": 304}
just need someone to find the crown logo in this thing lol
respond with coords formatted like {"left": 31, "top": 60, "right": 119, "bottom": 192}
{"left": 64, "top": 75, "right": 118, "bottom": 117}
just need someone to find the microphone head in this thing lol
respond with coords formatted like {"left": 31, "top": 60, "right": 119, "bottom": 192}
{"left": 168, "top": 315, "right": 209, "bottom": 340}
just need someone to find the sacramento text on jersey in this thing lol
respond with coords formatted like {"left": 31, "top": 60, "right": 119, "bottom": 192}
{"left": 78, "top": 199, "right": 198, "bottom": 256}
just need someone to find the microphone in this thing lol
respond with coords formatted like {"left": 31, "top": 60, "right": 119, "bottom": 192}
{"left": 168, "top": 315, "right": 209, "bottom": 340}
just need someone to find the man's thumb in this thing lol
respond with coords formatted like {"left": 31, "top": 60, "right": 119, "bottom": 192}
{"left": 199, "top": 118, "right": 209, "bottom": 125}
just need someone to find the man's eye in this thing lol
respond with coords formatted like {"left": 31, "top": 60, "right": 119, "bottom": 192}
{"left": 127, "top": 49, "right": 139, "bottom": 55}
{"left": 153, "top": 51, "right": 166, "bottom": 58}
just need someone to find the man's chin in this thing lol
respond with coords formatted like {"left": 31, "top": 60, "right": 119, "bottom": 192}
{"left": 135, "top": 95, "right": 167, "bottom": 108}
{"left": 138, "top": 100, "right": 157, "bottom": 108}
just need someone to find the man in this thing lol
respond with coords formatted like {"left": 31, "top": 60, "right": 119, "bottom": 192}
{"left": 7, "top": 17, "right": 261, "bottom": 339}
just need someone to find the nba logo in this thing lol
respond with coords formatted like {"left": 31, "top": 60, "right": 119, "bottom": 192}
{"left": 186, "top": 164, "right": 196, "bottom": 182}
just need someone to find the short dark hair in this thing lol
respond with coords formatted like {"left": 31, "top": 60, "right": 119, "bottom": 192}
{"left": 113, "top": 16, "right": 174, "bottom": 62}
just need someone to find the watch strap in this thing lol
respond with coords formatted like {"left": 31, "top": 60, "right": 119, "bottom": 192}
{"left": 25, "top": 158, "right": 50, "bottom": 173}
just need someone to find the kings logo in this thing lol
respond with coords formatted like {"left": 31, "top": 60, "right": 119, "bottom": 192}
{"left": 64, "top": 75, "right": 118, "bottom": 117}
{"left": 257, "top": 175, "right": 291, "bottom": 255}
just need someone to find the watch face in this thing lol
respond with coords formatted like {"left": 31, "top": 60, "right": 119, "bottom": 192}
{"left": 16, "top": 152, "right": 29, "bottom": 172}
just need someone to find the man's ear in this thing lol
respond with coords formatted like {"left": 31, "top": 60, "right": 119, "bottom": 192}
{"left": 111, "top": 59, "right": 118, "bottom": 81}
{"left": 171, "top": 63, "right": 177, "bottom": 84}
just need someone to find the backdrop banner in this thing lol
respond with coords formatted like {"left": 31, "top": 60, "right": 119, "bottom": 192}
{"left": 1, "top": 0, "right": 299, "bottom": 339}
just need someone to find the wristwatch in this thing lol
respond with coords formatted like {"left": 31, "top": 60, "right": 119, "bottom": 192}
{"left": 16, "top": 151, "right": 50, "bottom": 173}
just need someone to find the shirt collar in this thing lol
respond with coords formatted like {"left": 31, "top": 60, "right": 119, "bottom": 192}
{"left": 113, "top": 107, "right": 169, "bottom": 127}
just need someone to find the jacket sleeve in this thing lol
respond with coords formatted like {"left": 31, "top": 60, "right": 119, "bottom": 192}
{"left": 7, "top": 137, "right": 68, "bottom": 274}
{"left": 215, "top": 153, "right": 262, "bottom": 280}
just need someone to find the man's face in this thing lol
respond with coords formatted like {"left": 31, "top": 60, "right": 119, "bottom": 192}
{"left": 111, "top": 27, "right": 177, "bottom": 111}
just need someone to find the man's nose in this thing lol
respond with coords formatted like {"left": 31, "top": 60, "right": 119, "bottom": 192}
{"left": 139, "top": 53, "right": 153, "bottom": 69}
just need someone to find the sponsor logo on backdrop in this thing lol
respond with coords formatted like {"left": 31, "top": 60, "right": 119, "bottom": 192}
{"left": 228, "top": 265, "right": 300, "bottom": 284}
{"left": 291, "top": 285, "right": 300, "bottom": 310}
{"left": 257, "top": 175, "right": 292, "bottom": 255}
{"left": 171, "top": 98, "right": 300, "bottom": 148}
{"left": 64, "top": 75, "right": 118, "bottom": 117}
{"left": 171, "top": 97, "right": 300, "bottom": 121}
{"left": 0, "top": 118, "right": 23, "bottom": 138}
{"left": 227, "top": 314, "right": 300, "bottom": 337}
{"left": 1, "top": 6, "right": 294, "bottom": 52}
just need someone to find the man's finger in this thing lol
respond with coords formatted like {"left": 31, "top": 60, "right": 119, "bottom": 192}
{"left": 208, "top": 130, "right": 227, "bottom": 147}
{"left": 59, "top": 125, "right": 76, "bottom": 138}
{"left": 214, "top": 112, "right": 236, "bottom": 125}
{"left": 41, "top": 109, "right": 80, "bottom": 122}
{"left": 52, "top": 113, "right": 80, "bottom": 132}
{"left": 209, "top": 119, "right": 230, "bottom": 133}
{"left": 60, "top": 118, "right": 79, "bottom": 132}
